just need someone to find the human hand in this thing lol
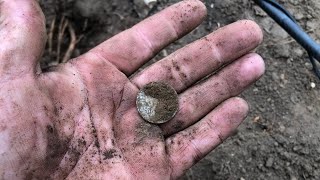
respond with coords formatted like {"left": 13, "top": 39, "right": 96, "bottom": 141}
{"left": 0, "top": 0, "right": 265, "bottom": 179}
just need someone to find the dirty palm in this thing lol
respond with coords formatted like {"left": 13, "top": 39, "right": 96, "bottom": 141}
{"left": 0, "top": 0, "right": 264, "bottom": 179}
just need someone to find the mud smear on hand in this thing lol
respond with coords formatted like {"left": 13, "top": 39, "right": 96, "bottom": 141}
{"left": 103, "top": 149, "right": 117, "bottom": 160}
{"left": 135, "top": 121, "right": 163, "bottom": 142}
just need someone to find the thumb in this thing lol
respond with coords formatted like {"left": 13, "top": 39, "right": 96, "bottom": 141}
{"left": 0, "top": 0, "right": 46, "bottom": 77}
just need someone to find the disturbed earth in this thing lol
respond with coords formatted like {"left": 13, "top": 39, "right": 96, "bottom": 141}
{"left": 39, "top": 0, "right": 320, "bottom": 179}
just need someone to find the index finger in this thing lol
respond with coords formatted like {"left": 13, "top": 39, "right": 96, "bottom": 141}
{"left": 89, "top": 0, "right": 207, "bottom": 75}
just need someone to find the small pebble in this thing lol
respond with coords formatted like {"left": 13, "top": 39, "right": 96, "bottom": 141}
{"left": 266, "top": 157, "right": 274, "bottom": 168}
{"left": 311, "top": 82, "right": 316, "bottom": 88}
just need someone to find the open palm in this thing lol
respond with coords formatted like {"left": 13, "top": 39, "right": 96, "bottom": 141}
{"left": 0, "top": 0, "right": 265, "bottom": 179}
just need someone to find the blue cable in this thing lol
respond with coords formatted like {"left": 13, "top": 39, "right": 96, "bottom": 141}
{"left": 254, "top": 0, "right": 320, "bottom": 79}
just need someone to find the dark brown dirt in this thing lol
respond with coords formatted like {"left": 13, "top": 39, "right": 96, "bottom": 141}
{"left": 39, "top": 0, "right": 320, "bottom": 179}
{"left": 134, "top": 121, "right": 164, "bottom": 143}
{"left": 103, "top": 149, "right": 117, "bottom": 160}
{"left": 142, "top": 82, "right": 179, "bottom": 124}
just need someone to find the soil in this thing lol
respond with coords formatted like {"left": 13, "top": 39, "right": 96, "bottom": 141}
{"left": 39, "top": 0, "right": 320, "bottom": 179}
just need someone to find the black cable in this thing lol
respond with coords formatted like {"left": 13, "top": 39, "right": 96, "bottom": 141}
{"left": 260, "top": 0, "right": 297, "bottom": 23}
{"left": 309, "top": 53, "right": 320, "bottom": 78}
{"left": 254, "top": 0, "right": 320, "bottom": 79}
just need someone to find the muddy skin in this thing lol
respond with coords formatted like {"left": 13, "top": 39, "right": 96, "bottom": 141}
{"left": 171, "top": 120, "right": 185, "bottom": 133}
{"left": 45, "top": 124, "right": 69, "bottom": 167}
{"left": 134, "top": 121, "right": 164, "bottom": 144}
{"left": 103, "top": 149, "right": 117, "bottom": 160}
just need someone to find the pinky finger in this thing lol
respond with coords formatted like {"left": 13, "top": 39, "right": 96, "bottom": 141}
{"left": 166, "top": 97, "right": 249, "bottom": 179}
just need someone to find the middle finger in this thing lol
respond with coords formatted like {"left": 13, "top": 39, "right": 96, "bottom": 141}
{"left": 131, "top": 20, "right": 263, "bottom": 93}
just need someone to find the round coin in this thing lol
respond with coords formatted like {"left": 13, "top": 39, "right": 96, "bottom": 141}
{"left": 136, "top": 82, "right": 179, "bottom": 124}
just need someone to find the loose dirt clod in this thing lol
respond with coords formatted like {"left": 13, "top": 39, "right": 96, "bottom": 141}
{"left": 136, "top": 82, "right": 179, "bottom": 124}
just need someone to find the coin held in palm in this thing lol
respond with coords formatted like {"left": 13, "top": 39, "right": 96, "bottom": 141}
{"left": 136, "top": 82, "right": 179, "bottom": 124}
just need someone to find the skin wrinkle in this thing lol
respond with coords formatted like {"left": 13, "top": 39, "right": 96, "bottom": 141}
{"left": 51, "top": 107, "right": 94, "bottom": 179}
{"left": 133, "top": 27, "right": 157, "bottom": 58}
{"left": 117, "top": 88, "right": 125, "bottom": 110}
{"left": 168, "top": 138, "right": 188, "bottom": 166}
{"left": 189, "top": 140, "right": 203, "bottom": 164}
{"left": 110, "top": 91, "right": 118, "bottom": 123}
{"left": 69, "top": 57, "right": 143, "bottom": 178}
{"left": 171, "top": 59, "right": 188, "bottom": 91}
{"left": 44, "top": 64, "right": 92, "bottom": 177}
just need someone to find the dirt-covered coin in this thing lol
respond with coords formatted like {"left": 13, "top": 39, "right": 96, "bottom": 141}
{"left": 136, "top": 82, "right": 179, "bottom": 124}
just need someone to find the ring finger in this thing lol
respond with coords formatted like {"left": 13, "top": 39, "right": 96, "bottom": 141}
{"left": 161, "top": 53, "right": 265, "bottom": 136}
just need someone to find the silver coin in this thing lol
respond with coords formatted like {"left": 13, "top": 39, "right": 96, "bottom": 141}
{"left": 136, "top": 82, "right": 179, "bottom": 124}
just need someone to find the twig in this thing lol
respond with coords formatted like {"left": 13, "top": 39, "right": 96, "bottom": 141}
{"left": 57, "top": 16, "right": 68, "bottom": 63}
{"left": 62, "top": 23, "right": 77, "bottom": 63}
{"left": 48, "top": 17, "right": 56, "bottom": 55}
